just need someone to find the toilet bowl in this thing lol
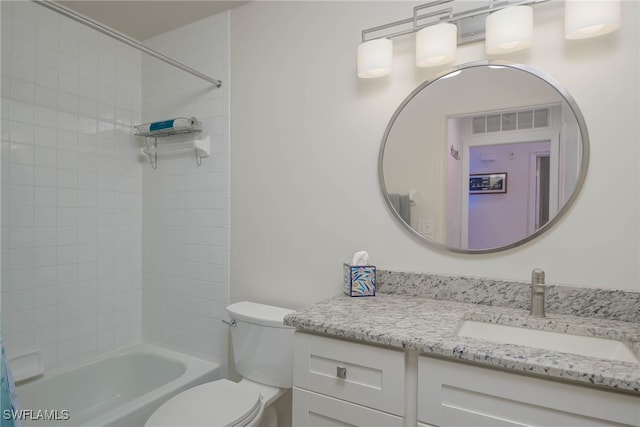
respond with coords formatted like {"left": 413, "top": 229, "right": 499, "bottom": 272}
{"left": 145, "top": 302, "right": 295, "bottom": 427}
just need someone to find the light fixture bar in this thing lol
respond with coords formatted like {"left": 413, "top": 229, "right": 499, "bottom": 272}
{"left": 361, "top": 0, "right": 550, "bottom": 45}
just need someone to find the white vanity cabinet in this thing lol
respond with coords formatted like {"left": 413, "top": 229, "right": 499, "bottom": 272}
{"left": 418, "top": 356, "right": 640, "bottom": 427}
{"left": 292, "top": 332, "right": 405, "bottom": 426}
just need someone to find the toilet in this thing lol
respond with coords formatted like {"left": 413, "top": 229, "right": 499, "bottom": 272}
{"left": 145, "top": 301, "right": 296, "bottom": 427}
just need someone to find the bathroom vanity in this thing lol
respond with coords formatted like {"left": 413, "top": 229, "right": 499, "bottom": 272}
{"left": 285, "top": 272, "right": 640, "bottom": 427}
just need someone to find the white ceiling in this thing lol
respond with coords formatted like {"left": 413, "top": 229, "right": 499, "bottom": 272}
{"left": 57, "top": 1, "right": 250, "bottom": 41}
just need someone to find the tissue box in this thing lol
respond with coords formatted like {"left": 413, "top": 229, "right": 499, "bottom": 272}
{"left": 343, "top": 263, "right": 376, "bottom": 297}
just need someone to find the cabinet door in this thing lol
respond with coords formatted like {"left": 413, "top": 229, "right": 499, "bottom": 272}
{"left": 294, "top": 332, "right": 405, "bottom": 416}
{"left": 419, "top": 357, "right": 640, "bottom": 427}
{"left": 293, "top": 388, "right": 404, "bottom": 427}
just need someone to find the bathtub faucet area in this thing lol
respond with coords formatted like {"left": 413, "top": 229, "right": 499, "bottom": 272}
{"left": 530, "top": 268, "right": 546, "bottom": 318}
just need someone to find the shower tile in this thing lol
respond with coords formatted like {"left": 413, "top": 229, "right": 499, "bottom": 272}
{"left": 9, "top": 330, "right": 35, "bottom": 354}
{"left": 3, "top": 1, "right": 222, "bottom": 368}
{"left": 57, "top": 301, "right": 79, "bottom": 323}
{"left": 35, "top": 105, "right": 58, "bottom": 128}
{"left": 56, "top": 338, "right": 78, "bottom": 365}
{"left": 34, "top": 166, "right": 57, "bottom": 187}
{"left": 10, "top": 142, "right": 35, "bottom": 165}
{"left": 77, "top": 333, "right": 97, "bottom": 356}
{"left": 12, "top": 35, "right": 37, "bottom": 63}
{"left": 58, "top": 52, "right": 79, "bottom": 75}
{"left": 9, "top": 206, "right": 34, "bottom": 227}
{"left": 78, "top": 208, "right": 97, "bottom": 226}
{"left": 34, "top": 207, "right": 56, "bottom": 227}
{"left": 8, "top": 187, "right": 33, "bottom": 213}
{"left": 8, "top": 227, "right": 34, "bottom": 248}
{"left": 77, "top": 245, "right": 97, "bottom": 264}
{"left": 34, "top": 146, "right": 57, "bottom": 167}
{"left": 78, "top": 281, "right": 98, "bottom": 302}
{"left": 97, "top": 328, "right": 114, "bottom": 351}
{"left": 7, "top": 309, "right": 34, "bottom": 334}
{"left": 34, "top": 246, "right": 56, "bottom": 267}
{"left": 56, "top": 226, "right": 77, "bottom": 246}
{"left": 33, "top": 266, "right": 57, "bottom": 287}
{"left": 7, "top": 268, "right": 35, "bottom": 291}
{"left": 34, "top": 125, "right": 57, "bottom": 147}
{"left": 57, "top": 281, "right": 79, "bottom": 302}
{"left": 10, "top": 121, "right": 35, "bottom": 144}
{"left": 36, "top": 26, "right": 58, "bottom": 50}
{"left": 11, "top": 100, "right": 35, "bottom": 124}
{"left": 58, "top": 91, "right": 79, "bottom": 114}
{"left": 35, "top": 65, "right": 58, "bottom": 90}
{"left": 10, "top": 79, "right": 35, "bottom": 103}
{"left": 33, "top": 305, "right": 56, "bottom": 327}
{"left": 57, "top": 110, "right": 78, "bottom": 132}
{"left": 57, "top": 150, "right": 79, "bottom": 172}
{"left": 78, "top": 190, "right": 97, "bottom": 208}
{"left": 57, "top": 245, "right": 78, "bottom": 265}
{"left": 34, "top": 227, "right": 57, "bottom": 247}
{"left": 11, "top": 57, "right": 36, "bottom": 83}
{"left": 78, "top": 78, "right": 98, "bottom": 100}
{"left": 56, "top": 188, "right": 78, "bottom": 207}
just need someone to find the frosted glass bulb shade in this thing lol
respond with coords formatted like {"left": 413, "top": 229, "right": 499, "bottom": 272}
{"left": 565, "top": 0, "right": 621, "bottom": 40}
{"left": 357, "top": 38, "right": 393, "bottom": 78}
{"left": 485, "top": 6, "right": 533, "bottom": 54}
{"left": 416, "top": 23, "right": 457, "bottom": 68}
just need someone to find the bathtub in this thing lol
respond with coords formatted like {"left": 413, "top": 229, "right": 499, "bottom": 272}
{"left": 15, "top": 344, "right": 220, "bottom": 427}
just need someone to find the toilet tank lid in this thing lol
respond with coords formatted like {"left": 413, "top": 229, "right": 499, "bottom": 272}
{"left": 226, "top": 301, "right": 296, "bottom": 328}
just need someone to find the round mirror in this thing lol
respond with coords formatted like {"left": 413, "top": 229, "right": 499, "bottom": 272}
{"left": 379, "top": 61, "right": 589, "bottom": 253}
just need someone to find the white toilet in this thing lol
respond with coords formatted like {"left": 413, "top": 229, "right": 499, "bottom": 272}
{"left": 145, "top": 301, "right": 295, "bottom": 427}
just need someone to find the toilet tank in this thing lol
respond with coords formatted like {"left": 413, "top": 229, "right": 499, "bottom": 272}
{"left": 226, "top": 301, "right": 295, "bottom": 388}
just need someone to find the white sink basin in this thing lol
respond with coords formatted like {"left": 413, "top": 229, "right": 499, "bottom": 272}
{"left": 457, "top": 320, "right": 639, "bottom": 363}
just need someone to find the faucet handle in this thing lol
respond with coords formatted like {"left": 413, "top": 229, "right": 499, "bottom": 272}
{"left": 530, "top": 268, "right": 546, "bottom": 317}
{"left": 532, "top": 268, "right": 545, "bottom": 285}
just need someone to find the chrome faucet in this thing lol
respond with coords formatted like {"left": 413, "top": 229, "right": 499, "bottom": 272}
{"left": 530, "top": 268, "right": 546, "bottom": 317}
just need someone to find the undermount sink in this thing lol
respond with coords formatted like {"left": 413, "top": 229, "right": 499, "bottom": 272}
{"left": 457, "top": 320, "right": 639, "bottom": 364}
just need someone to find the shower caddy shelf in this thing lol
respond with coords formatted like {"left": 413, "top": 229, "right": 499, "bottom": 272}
{"left": 135, "top": 117, "right": 210, "bottom": 169}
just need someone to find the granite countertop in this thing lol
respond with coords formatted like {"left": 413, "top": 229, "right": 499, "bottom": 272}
{"left": 284, "top": 293, "right": 640, "bottom": 394}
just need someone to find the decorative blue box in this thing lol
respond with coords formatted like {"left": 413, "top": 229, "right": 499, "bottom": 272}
{"left": 343, "top": 263, "right": 376, "bottom": 297}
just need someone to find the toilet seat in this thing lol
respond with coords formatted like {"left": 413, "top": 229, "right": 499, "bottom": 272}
{"left": 145, "top": 379, "right": 262, "bottom": 427}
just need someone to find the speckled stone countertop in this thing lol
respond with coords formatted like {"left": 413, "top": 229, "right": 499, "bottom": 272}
{"left": 284, "top": 293, "right": 640, "bottom": 394}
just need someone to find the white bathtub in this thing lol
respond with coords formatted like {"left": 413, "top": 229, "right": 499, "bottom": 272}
{"left": 15, "top": 344, "right": 220, "bottom": 427}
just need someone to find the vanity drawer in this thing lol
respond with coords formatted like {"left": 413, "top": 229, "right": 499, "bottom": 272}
{"left": 419, "top": 356, "right": 640, "bottom": 427}
{"left": 293, "top": 388, "right": 403, "bottom": 427}
{"left": 293, "top": 332, "right": 405, "bottom": 416}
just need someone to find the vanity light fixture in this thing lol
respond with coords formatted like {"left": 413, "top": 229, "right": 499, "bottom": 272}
{"left": 416, "top": 22, "right": 458, "bottom": 68}
{"left": 357, "top": 38, "right": 393, "bottom": 78}
{"left": 485, "top": 5, "right": 533, "bottom": 54}
{"left": 357, "top": 0, "right": 622, "bottom": 78}
{"left": 564, "top": 0, "right": 621, "bottom": 40}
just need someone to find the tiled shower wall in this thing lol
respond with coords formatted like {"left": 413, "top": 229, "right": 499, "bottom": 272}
{"left": 140, "top": 13, "right": 230, "bottom": 370}
{"left": 1, "top": 2, "right": 143, "bottom": 369}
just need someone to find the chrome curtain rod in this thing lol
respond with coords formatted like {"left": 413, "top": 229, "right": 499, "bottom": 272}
{"left": 33, "top": 0, "right": 222, "bottom": 88}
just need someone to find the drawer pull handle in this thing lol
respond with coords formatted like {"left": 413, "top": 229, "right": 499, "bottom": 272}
{"left": 336, "top": 366, "right": 347, "bottom": 379}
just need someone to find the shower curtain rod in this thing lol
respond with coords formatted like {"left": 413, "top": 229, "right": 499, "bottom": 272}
{"left": 33, "top": 0, "right": 223, "bottom": 88}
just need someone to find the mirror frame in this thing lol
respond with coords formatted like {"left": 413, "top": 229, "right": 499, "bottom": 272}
{"left": 378, "top": 60, "right": 590, "bottom": 254}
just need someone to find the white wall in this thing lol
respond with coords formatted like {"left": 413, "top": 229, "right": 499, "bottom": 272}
{"left": 141, "top": 13, "right": 230, "bottom": 368}
{"left": 1, "top": 1, "right": 142, "bottom": 369}
{"left": 230, "top": 0, "right": 640, "bottom": 309}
